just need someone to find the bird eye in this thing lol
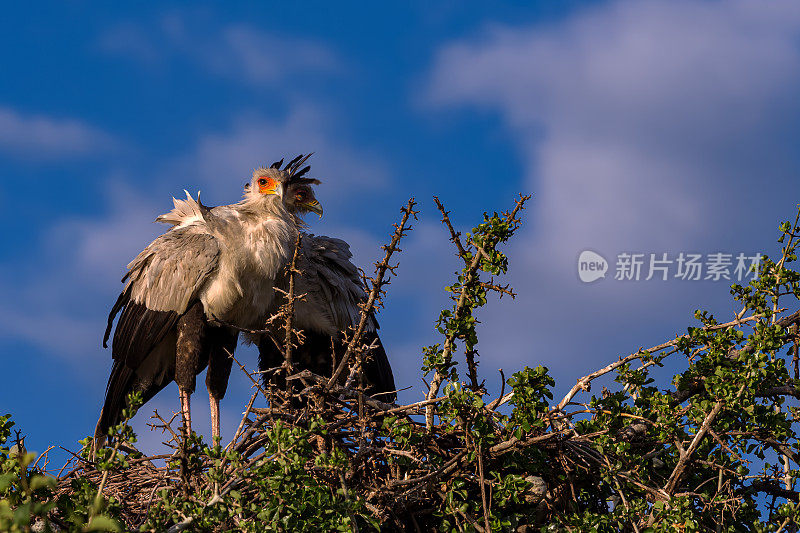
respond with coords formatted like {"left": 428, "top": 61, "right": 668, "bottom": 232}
{"left": 296, "top": 192, "right": 306, "bottom": 201}
{"left": 258, "top": 178, "right": 268, "bottom": 186}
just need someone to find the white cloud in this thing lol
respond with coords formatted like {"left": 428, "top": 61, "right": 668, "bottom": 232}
{"left": 424, "top": 0, "right": 800, "bottom": 383}
{"left": 428, "top": 0, "right": 800, "bottom": 262}
{"left": 163, "top": 104, "right": 390, "bottom": 204}
{"left": 96, "top": 23, "right": 161, "bottom": 65}
{"left": 208, "top": 25, "right": 341, "bottom": 85}
{"left": 99, "top": 14, "right": 341, "bottom": 88}
{"left": 0, "top": 181, "right": 161, "bottom": 360}
{"left": 48, "top": 180, "right": 164, "bottom": 287}
{"left": 0, "top": 304, "right": 100, "bottom": 359}
{"left": 0, "top": 107, "right": 119, "bottom": 159}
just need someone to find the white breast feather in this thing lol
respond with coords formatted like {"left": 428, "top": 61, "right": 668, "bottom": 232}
{"left": 201, "top": 215, "right": 294, "bottom": 327}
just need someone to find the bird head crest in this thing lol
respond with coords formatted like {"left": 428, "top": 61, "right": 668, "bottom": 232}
{"left": 269, "top": 153, "right": 321, "bottom": 187}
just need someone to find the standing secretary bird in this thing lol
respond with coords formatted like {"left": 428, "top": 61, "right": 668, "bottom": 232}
{"left": 95, "top": 155, "right": 319, "bottom": 444}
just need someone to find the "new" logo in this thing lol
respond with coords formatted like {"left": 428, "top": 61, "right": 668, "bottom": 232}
{"left": 578, "top": 250, "right": 608, "bottom": 283}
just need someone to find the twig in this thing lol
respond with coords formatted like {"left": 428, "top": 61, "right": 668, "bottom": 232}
{"left": 31, "top": 446, "right": 54, "bottom": 471}
{"left": 426, "top": 195, "right": 530, "bottom": 430}
{"left": 476, "top": 441, "right": 491, "bottom": 533}
{"left": 557, "top": 313, "right": 767, "bottom": 410}
{"left": 664, "top": 384, "right": 745, "bottom": 494}
{"left": 228, "top": 348, "right": 269, "bottom": 399}
{"left": 224, "top": 390, "right": 259, "bottom": 454}
{"left": 326, "top": 198, "right": 417, "bottom": 390}
{"left": 283, "top": 231, "right": 302, "bottom": 370}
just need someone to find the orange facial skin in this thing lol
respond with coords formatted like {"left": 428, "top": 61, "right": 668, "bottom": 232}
{"left": 257, "top": 176, "right": 277, "bottom": 194}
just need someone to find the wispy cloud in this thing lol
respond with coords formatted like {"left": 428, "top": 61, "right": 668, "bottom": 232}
{"left": 162, "top": 104, "right": 390, "bottom": 204}
{"left": 0, "top": 180, "right": 162, "bottom": 360}
{"left": 0, "top": 107, "right": 120, "bottom": 159}
{"left": 96, "top": 22, "right": 161, "bottom": 65}
{"left": 202, "top": 25, "right": 341, "bottom": 86}
{"left": 99, "top": 13, "right": 341, "bottom": 88}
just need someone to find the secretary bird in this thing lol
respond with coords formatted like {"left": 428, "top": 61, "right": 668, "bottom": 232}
{"left": 254, "top": 177, "right": 396, "bottom": 402}
{"left": 95, "top": 155, "right": 318, "bottom": 444}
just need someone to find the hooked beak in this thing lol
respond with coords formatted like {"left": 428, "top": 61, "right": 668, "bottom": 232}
{"left": 305, "top": 199, "right": 323, "bottom": 218}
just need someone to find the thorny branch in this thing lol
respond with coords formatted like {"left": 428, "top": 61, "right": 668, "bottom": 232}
{"left": 282, "top": 231, "right": 303, "bottom": 370}
{"left": 425, "top": 195, "right": 530, "bottom": 430}
{"left": 326, "top": 198, "right": 418, "bottom": 390}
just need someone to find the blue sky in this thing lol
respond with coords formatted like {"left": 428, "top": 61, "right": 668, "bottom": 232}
{"left": 1, "top": 1, "right": 799, "bottom": 461}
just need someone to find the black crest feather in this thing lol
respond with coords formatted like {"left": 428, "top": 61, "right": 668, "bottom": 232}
{"left": 281, "top": 153, "right": 319, "bottom": 185}
{"left": 286, "top": 154, "right": 304, "bottom": 168}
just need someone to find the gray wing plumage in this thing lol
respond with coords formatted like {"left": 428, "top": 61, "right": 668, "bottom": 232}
{"left": 126, "top": 228, "right": 220, "bottom": 313}
{"left": 293, "top": 235, "right": 372, "bottom": 333}
{"left": 97, "top": 224, "right": 221, "bottom": 437}
{"left": 104, "top": 226, "right": 220, "bottom": 358}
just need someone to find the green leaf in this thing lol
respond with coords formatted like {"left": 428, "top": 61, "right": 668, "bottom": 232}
{"left": 0, "top": 473, "right": 14, "bottom": 492}
{"left": 29, "top": 475, "right": 56, "bottom": 491}
{"left": 86, "top": 515, "right": 122, "bottom": 532}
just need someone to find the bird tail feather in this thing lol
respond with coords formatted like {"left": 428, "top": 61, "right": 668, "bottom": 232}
{"left": 94, "top": 361, "right": 135, "bottom": 440}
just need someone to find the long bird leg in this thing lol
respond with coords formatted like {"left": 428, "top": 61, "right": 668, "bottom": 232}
{"left": 176, "top": 303, "right": 206, "bottom": 440}
{"left": 209, "top": 393, "right": 220, "bottom": 441}
{"left": 206, "top": 327, "right": 238, "bottom": 443}
{"left": 180, "top": 389, "right": 192, "bottom": 438}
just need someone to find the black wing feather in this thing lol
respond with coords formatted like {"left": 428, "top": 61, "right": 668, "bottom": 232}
{"left": 112, "top": 300, "right": 180, "bottom": 369}
{"left": 258, "top": 329, "right": 396, "bottom": 402}
{"left": 95, "top": 360, "right": 135, "bottom": 439}
{"left": 103, "top": 287, "right": 129, "bottom": 348}
{"left": 361, "top": 331, "right": 396, "bottom": 401}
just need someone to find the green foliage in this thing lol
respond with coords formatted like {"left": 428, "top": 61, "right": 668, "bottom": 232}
{"left": 0, "top": 413, "right": 58, "bottom": 532}
{"left": 142, "top": 418, "right": 377, "bottom": 532}
{"left": 0, "top": 408, "right": 125, "bottom": 532}
{"left": 422, "top": 202, "right": 525, "bottom": 386}
{"left": 508, "top": 366, "right": 555, "bottom": 435}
